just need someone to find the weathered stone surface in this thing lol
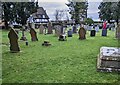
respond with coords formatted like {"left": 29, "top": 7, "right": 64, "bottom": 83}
{"left": 97, "top": 47, "right": 120, "bottom": 72}
{"left": 116, "top": 23, "right": 120, "bottom": 39}
{"left": 8, "top": 28, "right": 20, "bottom": 52}
{"left": 39, "top": 24, "right": 44, "bottom": 34}
{"left": 55, "top": 25, "right": 61, "bottom": 37}
{"left": 47, "top": 22, "right": 53, "bottom": 34}
{"left": 78, "top": 27, "right": 86, "bottom": 40}
{"left": 58, "top": 34, "right": 67, "bottom": 41}
{"left": 30, "top": 28, "right": 38, "bottom": 41}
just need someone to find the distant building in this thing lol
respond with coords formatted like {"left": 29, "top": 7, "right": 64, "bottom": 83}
{"left": 32, "top": 7, "right": 49, "bottom": 23}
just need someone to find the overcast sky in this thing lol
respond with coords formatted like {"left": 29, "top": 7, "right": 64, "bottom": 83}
{"left": 38, "top": 0, "right": 102, "bottom": 21}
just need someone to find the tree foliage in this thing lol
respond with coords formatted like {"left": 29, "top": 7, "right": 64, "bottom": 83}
{"left": 2, "top": 1, "right": 38, "bottom": 29}
{"left": 66, "top": 0, "right": 88, "bottom": 24}
{"left": 98, "top": 1, "right": 120, "bottom": 23}
{"left": 84, "top": 18, "right": 94, "bottom": 25}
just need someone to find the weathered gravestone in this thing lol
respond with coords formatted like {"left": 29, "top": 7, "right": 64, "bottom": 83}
{"left": 95, "top": 25, "right": 99, "bottom": 32}
{"left": 116, "top": 23, "right": 120, "bottom": 39}
{"left": 39, "top": 24, "right": 44, "bottom": 34}
{"left": 8, "top": 28, "right": 20, "bottom": 52}
{"left": 90, "top": 30, "right": 96, "bottom": 37}
{"left": 42, "top": 40, "right": 51, "bottom": 46}
{"left": 58, "top": 34, "right": 67, "bottom": 41}
{"left": 47, "top": 22, "right": 53, "bottom": 34}
{"left": 68, "top": 29, "right": 72, "bottom": 37}
{"left": 72, "top": 25, "right": 77, "bottom": 33}
{"left": 55, "top": 25, "right": 61, "bottom": 37}
{"left": 102, "top": 29, "right": 107, "bottom": 36}
{"left": 97, "top": 47, "right": 120, "bottom": 72}
{"left": 78, "top": 27, "right": 86, "bottom": 40}
{"left": 30, "top": 28, "right": 38, "bottom": 41}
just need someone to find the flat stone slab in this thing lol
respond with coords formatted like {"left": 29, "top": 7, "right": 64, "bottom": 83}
{"left": 97, "top": 47, "right": 120, "bottom": 72}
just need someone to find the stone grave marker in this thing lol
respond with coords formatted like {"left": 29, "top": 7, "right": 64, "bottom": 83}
{"left": 55, "top": 25, "right": 61, "bottom": 37}
{"left": 39, "top": 24, "right": 44, "bottom": 34}
{"left": 30, "top": 28, "right": 38, "bottom": 41}
{"left": 102, "top": 29, "right": 107, "bottom": 36}
{"left": 95, "top": 25, "right": 99, "bottom": 32}
{"left": 72, "top": 25, "right": 77, "bottom": 33}
{"left": 90, "top": 30, "right": 96, "bottom": 37}
{"left": 68, "top": 29, "right": 72, "bottom": 37}
{"left": 78, "top": 27, "right": 86, "bottom": 40}
{"left": 116, "top": 23, "right": 120, "bottom": 39}
{"left": 97, "top": 47, "right": 120, "bottom": 72}
{"left": 8, "top": 28, "right": 20, "bottom": 52}
{"left": 58, "top": 34, "right": 67, "bottom": 41}
{"left": 47, "top": 22, "right": 53, "bottom": 34}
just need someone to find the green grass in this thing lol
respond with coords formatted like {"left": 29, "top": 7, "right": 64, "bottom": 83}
{"left": 1, "top": 29, "right": 120, "bottom": 83}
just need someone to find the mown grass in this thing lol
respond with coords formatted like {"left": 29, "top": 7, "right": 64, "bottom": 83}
{"left": 1, "top": 28, "right": 120, "bottom": 83}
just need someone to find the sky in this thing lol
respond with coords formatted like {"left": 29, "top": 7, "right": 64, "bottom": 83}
{"left": 38, "top": 0, "right": 102, "bottom": 21}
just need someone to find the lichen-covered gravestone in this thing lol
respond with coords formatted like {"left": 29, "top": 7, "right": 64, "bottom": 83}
{"left": 55, "top": 25, "right": 61, "bottom": 37}
{"left": 39, "top": 24, "right": 44, "bottom": 34}
{"left": 78, "top": 27, "right": 86, "bottom": 40}
{"left": 116, "top": 23, "right": 120, "bottom": 39}
{"left": 97, "top": 47, "right": 120, "bottom": 72}
{"left": 47, "top": 22, "right": 53, "bottom": 34}
{"left": 30, "top": 28, "right": 38, "bottom": 41}
{"left": 8, "top": 28, "right": 20, "bottom": 52}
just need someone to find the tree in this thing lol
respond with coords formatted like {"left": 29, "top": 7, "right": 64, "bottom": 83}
{"left": 98, "top": 1, "right": 120, "bottom": 23}
{"left": 66, "top": 0, "right": 88, "bottom": 24}
{"left": 84, "top": 18, "right": 94, "bottom": 25}
{"left": 2, "top": 1, "right": 38, "bottom": 29}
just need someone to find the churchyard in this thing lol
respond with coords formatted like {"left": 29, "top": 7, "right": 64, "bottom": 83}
{"left": 1, "top": 27, "right": 120, "bottom": 83}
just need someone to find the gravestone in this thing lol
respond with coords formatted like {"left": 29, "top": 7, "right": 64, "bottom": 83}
{"left": 30, "top": 28, "right": 38, "bottom": 41}
{"left": 68, "top": 29, "right": 72, "bottom": 37}
{"left": 102, "top": 29, "right": 107, "bottom": 36}
{"left": 58, "top": 34, "right": 67, "bottom": 41}
{"left": 42, "top": 40, "right": 51, "bottom": 46}
{"left": 8, "top": 28, "right": 20, "bottom": 52}
{"left": 97, "top": 47, "right": 120, "bottom": 72}
{"left": 78, "top": 27, "right": 86, "bottom": 40}
{"left": 47, "top": 22, "right": 53, "bottom": 34}
{"left": 90, "top": 30, "right": 96, "bottom": 37}
{"left": 55, "top": 25, "right": 61, "bottom": 37}
{"left": 95, "top": 25, "right": 99, "bottom": 32}
{"left": 39, "top": 24, "right": 44, "bottom": 34}
{"left": 116, "top": 23, "right": 120, "bottom": 39}
{"left": 72, "top": 25, "right": 77, "bottom": 33}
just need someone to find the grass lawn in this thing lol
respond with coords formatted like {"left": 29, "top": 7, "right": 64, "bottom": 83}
{"left": 1, "top": 28, "right": 120, "bottom": 83}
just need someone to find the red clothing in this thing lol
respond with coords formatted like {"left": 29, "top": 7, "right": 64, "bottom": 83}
{"left": 103, "top": 22, "right": 107, "bottom": 29}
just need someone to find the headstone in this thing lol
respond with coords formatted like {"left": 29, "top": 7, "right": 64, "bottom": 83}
{"left": 90, "top": 30, "right": 96, "bottom": 37}
{"left": 42, "top": 40, "right": 51, "bottom": 46}
{"left": 68, "top": 29, "right": 72, "bottom": 37}
{"left": 8, "top": 28, "right": 20, "bottom": 52}
{"left": 55, "top": 25, "right": 61, "bottom": 37}
{"left": 116, "top": 23, "right": 120, "bottom": 39}
{"left": 72, "top": 25, "right": 77, "bottom": 33}
{"left": 47, "top": 22, "right": 53, "bottom": 34}
{"left": 102, "top": 29, "right": 107, "bottom": 36}
{"left": 95, "top": 25, "right": 99, "bottom": 32}
{"left": 97, "top": 47, "right": 120, "bottom": 72}
{"left": 39, "top": 24, "right": 44, "bottom": 34}
{"left": 58, "top": 34, "right": 67, "bottom": 41}
{"left": 30, "top": 28, "right": 38, "bottom": 41}
{"left": 78, "top": 27, "right": 86, "bottom": 40}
